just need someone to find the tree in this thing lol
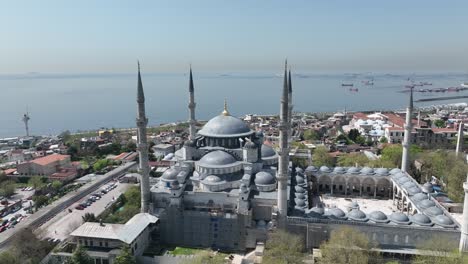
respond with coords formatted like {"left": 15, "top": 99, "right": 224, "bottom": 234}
{"left": 412, "top": 236, "right": 467, "bottom": 264}
{"left": 337, "top": 153, "right": 370, "bottom": 167}
{"left": 380, "top": 145, "right": 403, "bottom": 168}
{"left": 263, "top": 230, "right": 305, "bottom": 264}
{"left": 312, "top": 146, "right": 335, "bottom": 167}
{"left": 336, "top": 134, "right": 350, "bottom": 144}
{"left": 434, "top": 119, "right": 446, "bottom": 128}
{"left": 181, "top": 250, "right": 227, "bottom": 264}
{"left": 82, "top": 213, "right": 98, "bottom": 222}
{"left": 33, "top": 195, "right": 49, "bottom": 209}
{"left": 51, "top": 180, "right": 62, "bottom": 190}
{"left": 0, "top": 251, "right": 18, "bottom": 264}
{"left": 28, "top": 176, "right": 44, "bottom": 190}
{"left": 10, "top": 228, "right": 54, "bottom": 264}
{"left": 93, "top": 159, "right": 111, "bottom": 172}
{"left": 355, "top": 135, "right": 366, "bottom": 145}
{"left": 320, "top": 227, "right": 379, "bottom": 264}
{"left": 70, "top": 245, "right": 94, "bottom": 264}
{"left": 114, "top": 244, "right": 136, "bottom": 264}
{"left": 303, "top": 129, "right": 321, "bottom": 141}
{"left": 122, "top": 141, "right": 137, "bottom": 153}
{"left": 348, "top": 129, "right": 360, "bottom": 142}
{"left": 379, "top": 137, "right": 388, "bottom": 144}
{"left": 0, "top": 180, "right": 16, "bottom": 197}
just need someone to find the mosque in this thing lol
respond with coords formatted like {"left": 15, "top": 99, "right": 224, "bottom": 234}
{"left": 58, "top": 62, "right": 467, "bottom": 263}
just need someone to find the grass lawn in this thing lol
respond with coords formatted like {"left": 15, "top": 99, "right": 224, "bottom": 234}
{"left": 168, "top": 247, "right": 202, "bottom": 256}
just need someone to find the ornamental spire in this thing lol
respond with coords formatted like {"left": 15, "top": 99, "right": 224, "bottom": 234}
{"left": 222, "top": 99, "right": 230, "bottom": 116}
{"left": 189, "top": 65, "right": 194, "bottom": 93}
{"left": 137, "top": 61, "right": 145, "bottom": 103}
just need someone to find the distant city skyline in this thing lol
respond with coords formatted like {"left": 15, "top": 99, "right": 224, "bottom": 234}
{"left": 2, "top": 1, "right": 468, "bottom": 74}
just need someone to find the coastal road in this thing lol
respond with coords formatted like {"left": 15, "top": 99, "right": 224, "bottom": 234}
{"left": 0, "top": 162, "right": 136, "bottom": 249}
{"left": 38, "top": 182, "right": 134, "bottom": 241}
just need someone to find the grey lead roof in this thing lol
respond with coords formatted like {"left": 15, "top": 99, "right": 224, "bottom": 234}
{"left": 198, "top": 114, "right": 253, "bottom": 138}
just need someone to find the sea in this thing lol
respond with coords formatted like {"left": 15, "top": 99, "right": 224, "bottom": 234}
{"left": 0, "top": 72, "right": 467, "bottom": 138}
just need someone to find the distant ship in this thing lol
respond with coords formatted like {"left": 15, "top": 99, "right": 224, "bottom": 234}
{"left": 349, "top": 88, "right": 359, "bottom": 92}
{"left": 362, "top": 80, "right": 374, "bottom": 85}
{"left": 341, "top": 83, "right": 354, "bottom": 87}
{"left": 461, "top": 83, "right": 468, "bottom": 88}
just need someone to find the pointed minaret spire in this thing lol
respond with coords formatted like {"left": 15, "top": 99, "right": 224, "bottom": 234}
{"left": 277, "top": 59, "right": 290, "bottom": 227}
{"left": 188, "top": 66, "right": 197, "bottom": 140}
{"left": 456, "top": 122, "right": 464, "bottom": 157}
{"left": 135, "top": 62, "right": 151, "bottom": 213}
{"left": 401, "top": 87, "right": 414, "bottom": 172}
{"left": 288, "top": 68, "right": 293, "bottom": 143}
{"left": 222, "top": 99, "right": 230, "bottom": 116}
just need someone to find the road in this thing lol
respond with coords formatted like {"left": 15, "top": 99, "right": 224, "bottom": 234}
{"left": 0, "top": 162, "right": 136, "bottom": 249}
{"left": 38, "top": 182, "right": 134, "bottom": 241}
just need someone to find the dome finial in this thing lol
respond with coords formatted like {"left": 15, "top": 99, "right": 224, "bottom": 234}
{"left": 222, "top": 99, "right": 230, "bottom": 116}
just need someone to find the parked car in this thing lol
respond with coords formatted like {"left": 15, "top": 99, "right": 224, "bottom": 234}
{"left": 75, "top": 205, "right": 84, "bottom": 210}
{"left": 0, "top": 226, "right": 6, "bottom": 233}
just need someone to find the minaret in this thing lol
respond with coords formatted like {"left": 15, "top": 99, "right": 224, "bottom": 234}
{"left": 401, "top": 87, "right": 413, "bottom": 172}
{"left": 22, "top": 110, "right": 30, "bottom": 137}
{"left": 188, "top": 66, "right": 197, "bottom": 140}
{"left": 136, "top": 62, "right": 151, "bottom": 213}
{"left": 459, "top": 174, "right": 468, "bottom": 252}
{"left": 288, "top": 69, "right": 293, "bottom": 142}
{"left": 456, "top": 122, "right": 464, "bottom": 157}
{"left": 277, "top": 60, "right": 290, "bottom": 226}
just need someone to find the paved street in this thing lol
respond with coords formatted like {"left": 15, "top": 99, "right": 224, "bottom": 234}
{"left": 38, "top": 182, "right": 134, "bottom": 241}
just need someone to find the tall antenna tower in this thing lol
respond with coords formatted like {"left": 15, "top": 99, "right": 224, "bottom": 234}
{"left": 22, "top": 108, "right": 30, "bottom": 137}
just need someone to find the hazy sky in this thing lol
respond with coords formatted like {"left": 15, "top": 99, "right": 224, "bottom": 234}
{"left": 2, "top": 1, "right": 468, "bottom": 74}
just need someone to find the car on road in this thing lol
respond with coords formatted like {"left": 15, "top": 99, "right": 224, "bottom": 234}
{"left": 0, "top": 226, "right": 6, "bottom": 233}
{"left": 75, "top": 205, "right": 84, "bottom": 210}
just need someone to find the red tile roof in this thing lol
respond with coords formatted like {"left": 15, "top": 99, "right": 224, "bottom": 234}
{"left": 31, "top": 154, "right": 69, "bottom": 166}
{"left": 432, "top": 128, "right": 457, "bottom": 133}
{"left": 3, "top": 168, "right": 16, "bottom": 175}
{"left": 113, "top": 152, "right": 129, "bottom": 160}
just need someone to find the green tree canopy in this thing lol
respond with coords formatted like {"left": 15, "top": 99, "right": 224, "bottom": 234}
{"left": 337, "top": 153, "right": 370, "bottom": 167}
{"left": 303, "top": 129, "right": 322, "bottom": 141}
{"left": 114, "top": 244, "right": 136, "bottom": 264}
{"left": 0, "top": 180, "right": 16, "bottom": 197}
{"left": 320, "top": 227, "right": 380, "bottom": 264}
{"left": 82, "top": 213, "right": 98, "bottom": 222}
{"left": 70, "top": 245, "right": 94, "bottom": 264}
{"left": 434, "top": 119, "right": 446, "bottom": 128}
{"left": 412, "top": 235, "right": 467, "bottom": 264}
{"left": 312, "top": 146, "right": 335, "bottom": 167}
{"left": 263, "top": 230, "right": 305, "bottom": 264}
{"left": 51, "top": 180, "right": 62, "bottom": 190}
{"left": 347, "top": 129, "right": 360, "bottom": 142}
{"left": 28, "top": 176, "right": 45, "bottom": 190}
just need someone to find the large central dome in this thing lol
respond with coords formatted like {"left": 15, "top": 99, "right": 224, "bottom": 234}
{"left": 199, "top": 115, "right": 252, "bottom": 137}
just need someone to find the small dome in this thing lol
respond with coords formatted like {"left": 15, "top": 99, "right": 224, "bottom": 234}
{"left": 261, "top": 144, "right": 276, "bottom": 158}
{"left": 305, "top": 166, "right": 318, "bottom": 172}
{"left": 295, "top": 192, "right": 306, "bottom": 199}
{"left": 295, "top": 176, "right": 305, "bottom": 184}
{"left": 360, "top": 167, "right": 374, "bottom": 175}
{"left": 319, "top": 166, "right": 331, "bottom": 173}
{"left": 389, "top": 212, "right": 411, "bottom": 225}
{"left": 255, "top": 131, "right": 264, "bottom": 137}
{"left": 162, "top": 168, "right": 179, "bottom": 180}
{"left": 396, "top": 177, "right": 410, "bottom": 184}
{"left": 402, "top": 182, "right": 417, "bottom": 189}
{"left": 184, "top": 139, "right": 196, "bottom": 147}
{"left": 333, "top": 167, "right": 346, "bottom": 174}
{"left": 369, "top": 211, "right": 389, "bottom": 223}
{"left": 392, "top": 172, "right": 406, "bottom": 179}
{"left": 347, "top": 167, "right": 360, "bottom": 174}
{"left": 348, "top": 209, "right": 368, "bottom": 222}
{"left": 411, "top": 214, "right": 433, "bottom": 226}
{"left": 294, "top": 198, "right": 306, "bottom": 207}
{"left": 310, "top": 207, "right": 325, "bottom": 215}
{"left": 163, "top": 153, "right": 175, "bottom": 161}
{"left": 296, "top": 167, "right": 304, "bottom": 174}
{"left": 328, "top": 208, "right": 347, "bottom": 220}
{"left": 244, "top": 141, "right": 257, "bottom": 149}
{"left": 255, "top": 171, "right": 276, "bottom": 185}
{"left": 375, "top": 168, "right": 389, "bottom": 176}
{"left": 407, "top": 187, "right": 422, "bottom": 195}
{"left": 198, "top": 151, "right": 237, "bottom": 167}
{"left": 433, "top": 215, "right": 455, "bottom": 227}
{"left": 422, "top": 182, "right": 434, "bottom": 194}
{"left": 204, "top": 175, "right": 222, "bottom": 183}
{"left": 198, "top": 114, "right": 252, "bottom": 137}
{"left": 418, "top": 199, "right": 436, "bottom": 209}
{"left": 390, "top": 168, "right": 402, "bottom": 174}
{"left": 295, "top": 186, "right": 306, "bottom": 193}
{"left": 424, "top": 206, "right": 444, "bottom": 217}
{"left": 412, "top": 193, "right": 429, "bottom": 202}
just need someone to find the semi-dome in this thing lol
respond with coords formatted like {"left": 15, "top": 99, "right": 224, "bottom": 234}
{"left": 389, "top": 212, "right": 411, "bottom": 225}
{"left": 412, "top": 193, "right": 429, "bottom": 202}
{"left": 418, "top": 199, "right": 436, "bottom": 209}
{"left": 198, "top": 114, "right": 252, "bottom": 137}
{"left": 333, "top": 167, "right": 346, "bottom": 174}
{"left": 255, "top": 171, "right": 276, "bottom": 185}
{"left": 319, "top": 166, "right": 331, "bottom": 173}
{"left": 375, "top": 168, "right": 390, "bottom": 176}
{"left": 328, "top": 208, "right": 347, "bottom": 220}
{"left": 369, "top": 211, "right": 389, "bottom": 223}
{"left": 162, "top": 168, "right": 179, "bottom": 180}
{"left": 421, "top": 182, "right": 434, "bottom": 194}
{"left": 390, "top": 168, "right": 402, "bottom": 174}
{"left": 261, "top": 144, "right": 276, "bottom": 158}
{"left": 347, "top": 167, "right": 360, "bottom": 174}
{"left": 305, "top": 166, "right": 318, "bottom": 172}
{"left": 424, "top": 206, "right": 444, "bottom": 217}
{"left": 433, "top": 215, "right": 455, "bottom": 228}
{"left": 198, "top": 151, "right": 237, "bottom": 167}
{"left": 347, "top": 209, "right": 368, "bottom": 222}
{"left": 360, "top": 167, "right": 374, "bottom": 175}
{"left": 204, "top": 175, "right": 222, "bottom": 183}
{"left": 411, "top": 214, "right": 433, "bottom": 226}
